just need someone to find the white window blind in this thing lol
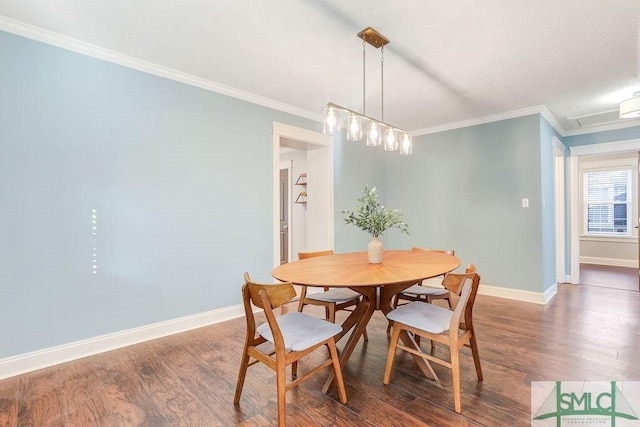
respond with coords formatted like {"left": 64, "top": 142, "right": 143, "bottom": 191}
{"left": 583, "top": 169, "right": 632, "bottom": 235}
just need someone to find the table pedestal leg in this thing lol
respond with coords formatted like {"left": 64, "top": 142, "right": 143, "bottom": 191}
{"left": 321, "top": 286, "right": 376, "bottom": 394}
{"left": 323, "top": 280, "right": 439, "bottom": 393}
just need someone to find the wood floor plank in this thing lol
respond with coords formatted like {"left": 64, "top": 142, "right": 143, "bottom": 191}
{"left": 57, "top": 362, "right": 100, "bottom": 404}
{"left": 57, "top": 359, "right": 113, "bottom": 423}
{"left": 16, "top": 367, "right": 66, "bottom": 427}
{"left": 65, "top": 394, "right": 119, "bottom": 427}
{"left": 127, "top": 347, "right": 220, "bottom": 426}
{"left": 341, "top": 389, "right": 428, "bottom": 427}
{"left": 148, "top": 338, "right": 250, "bottom": 425}
{"left": 0, "top": 376, "right": 19, "bottom": 427}
{"left": 287, "top": 395, "right": 374, "bottom": 427}
{"left": 88, "top": 348, "right": 171, "bottom": 426}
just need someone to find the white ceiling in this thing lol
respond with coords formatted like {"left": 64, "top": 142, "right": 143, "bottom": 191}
{"left": 2, "top": 0, "right": 640, "bottom": 134}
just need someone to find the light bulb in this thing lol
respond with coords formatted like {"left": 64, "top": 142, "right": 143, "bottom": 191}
{"left": 367, "top": 121, "right": 381, "bottom": 146}
{"left": 323, "top": 105, "right": 338, "bottom": 135}
{"left": 400, "top": 133, "right": 412, "bottom": 155}
{"left": 384, "top": 128, "right": 397, "bottom": 151}
{"left": 346, "top": 113, "right": 362, "bottom": 141}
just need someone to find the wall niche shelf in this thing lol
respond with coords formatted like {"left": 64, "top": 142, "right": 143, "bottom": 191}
{"left": 295, "top": 173, "right": 307, "bottom": 185}
{"left": 295, "top": 173, "right": 307, "bottom": 204}
{"left": 295, "top": 191, "right": 307, "bottom": 204}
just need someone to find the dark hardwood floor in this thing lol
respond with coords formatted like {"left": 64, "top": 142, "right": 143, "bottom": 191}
{"left": 580, "top": 263, "right": 639, "bottom": 291}
{"left": 1, "top": 283, "right": 640, "bottom": 426}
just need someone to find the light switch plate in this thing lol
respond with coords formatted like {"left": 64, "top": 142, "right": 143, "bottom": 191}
{"left": 522, "top": 198, "right": 529, "bottom": 208}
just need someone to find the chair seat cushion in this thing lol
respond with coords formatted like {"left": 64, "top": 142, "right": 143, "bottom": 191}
{"left": 305, "top": 288, "right": 361, "bottom": 303}
{"left": 257, "top": 312, "right": 342, "bottom": 352}
{"left": 386, "top": 301, "right": 453, "bottom": 334}
{"left": 401, "top": 284, "right": 448, "bottom": 297}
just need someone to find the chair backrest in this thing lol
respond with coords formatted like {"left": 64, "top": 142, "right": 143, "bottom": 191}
{"left": 441, "top": 265, "right": 480, "bottom": 329}
{"left": 298, "top": 249, "right": 334, "bottom": 260}
{"left": 243, "top": 272, "right": 296, "bottom": 310}
{"left": 242, "top": 272, "right": 296, "bottom": 351}
{"left": 411, "top": 247, "right": 454, "bottom": 256}
{"left": 441, "top": 264, "right": 476, "bottom": 294}
{"left": 447, "top": 277, "right": 474, "bottom": 333}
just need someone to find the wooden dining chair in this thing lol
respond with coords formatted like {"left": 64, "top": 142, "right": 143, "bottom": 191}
{"left": 298, "top": 250, "right": 368, "bottom": 341}
{"left": 383, "top": 270, "right": 482, "bottom": 414}
{"left": 234, "top": 272, "right": 347, "bottom": 426}
{"left": 392, "top": 248, "right": 456, "bottom": 309}
{"left": 386, "top": 248, "right": 456, "bottom": 335}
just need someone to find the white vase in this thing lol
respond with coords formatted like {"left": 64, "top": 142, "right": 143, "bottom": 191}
{"left": 368, "top": 237, "right": 384, "bottom": 263}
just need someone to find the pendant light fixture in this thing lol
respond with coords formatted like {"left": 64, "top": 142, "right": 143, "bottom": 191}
{"left": 324, "top": 27, "right": 412, "bottom": 155}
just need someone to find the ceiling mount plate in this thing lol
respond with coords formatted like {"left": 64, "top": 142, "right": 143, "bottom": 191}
{"left": 357, "top": 27, "right": 390, "bottom": 49}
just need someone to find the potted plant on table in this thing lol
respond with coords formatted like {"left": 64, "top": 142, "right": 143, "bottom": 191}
{"left": 341, "top": 186, "right": 409, "bottom": 263}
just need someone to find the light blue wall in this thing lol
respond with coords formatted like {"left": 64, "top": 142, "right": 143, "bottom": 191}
{"left": 333, "top": 133, "right": 392, "bottom": 252}
{"left": 1, "top": 31, "right": 368, "bottom": 358}
{"left": 386, "top": 116, "right": 544, "bottom": 292}
{"left": 565, "top": 126, "right": 640, "bottom": 146}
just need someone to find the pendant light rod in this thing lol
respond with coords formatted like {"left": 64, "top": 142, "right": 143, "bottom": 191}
{"left": 381, "top": 45, "right": 384, "bottom": 122}
{"left": 358, "top": 26, "right": 389, "bottom": 121}
{"left": 362, "top": 39, "right": 366, "bottom": 116}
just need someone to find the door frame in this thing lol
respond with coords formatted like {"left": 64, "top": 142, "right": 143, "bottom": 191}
{"left": 568, "top": 138, "right": 640, "bottom": 284}
{"left": 553, "top": 136, "right": 566, "bottom": 284}
{"left": 272, "top": 122, "right": 334, "bottom": 267}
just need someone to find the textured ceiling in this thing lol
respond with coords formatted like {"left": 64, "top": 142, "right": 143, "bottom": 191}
{"left": 1, "top": 0, "right": 640, "bottom": 134}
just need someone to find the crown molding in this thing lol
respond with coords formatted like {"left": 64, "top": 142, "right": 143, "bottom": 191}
{"left": 568, "top": 138, "right": 640, "bottom": 156}
{"left": 539, "top": 105, "right": 566, "bottom": 135}
{"left": 562, "top": 117, "right": 640, "bottom": 137}
{"left": 3, "top": 16, "right": 638, "bottom": 139}
{"left": 410, "top": 104, "right": 640, "bottom": 139}
{"left": 0, "top": 16, "right": 323, "bottom": 123}
{"left": 411, "top": 105, "right": 566, "bottom": 136}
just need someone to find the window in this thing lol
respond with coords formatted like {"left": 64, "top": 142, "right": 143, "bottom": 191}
{"left": 583, "top": 169, "right": 632, "bottom": 236}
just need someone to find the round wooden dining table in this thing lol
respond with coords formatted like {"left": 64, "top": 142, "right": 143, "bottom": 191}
{"left": 272, "top": 249, "right": 460, "bottom": 392}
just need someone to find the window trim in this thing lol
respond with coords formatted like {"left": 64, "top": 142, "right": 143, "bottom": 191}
{"left": 582, "top": 166, "right": 633, "bottom": 237}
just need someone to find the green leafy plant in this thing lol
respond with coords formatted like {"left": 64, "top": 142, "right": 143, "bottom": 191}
{"left": 341, "top": 186, "right": 409, "bottom": 238}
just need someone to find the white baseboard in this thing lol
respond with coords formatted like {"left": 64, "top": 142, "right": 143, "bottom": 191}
{"left": 542, "top": 282, "right": 558, "bottom": 304}
{"left": 478, "top": 283, "right": 553, "bottom": 305}
{"left": 580, "top": 256, "right": 637, "bottom": 268}
{"left": 0, "top": 279, "right": 559, "bottom": 380}
{"left": 423, "top": 279, "right": 554, "bottom": 305}
{"left": 0, "top": 304, "right": 245, "bottom": 381}
{"left": 421, "top": 278, "right": 443, "bottom": 287}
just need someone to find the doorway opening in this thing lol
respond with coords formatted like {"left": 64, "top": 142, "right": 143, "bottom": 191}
{"left": 568, "top": 138, "right": 640, "bottom": 290}
{"left": 272, "top": 123, "right": 334, "bottom": 268}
